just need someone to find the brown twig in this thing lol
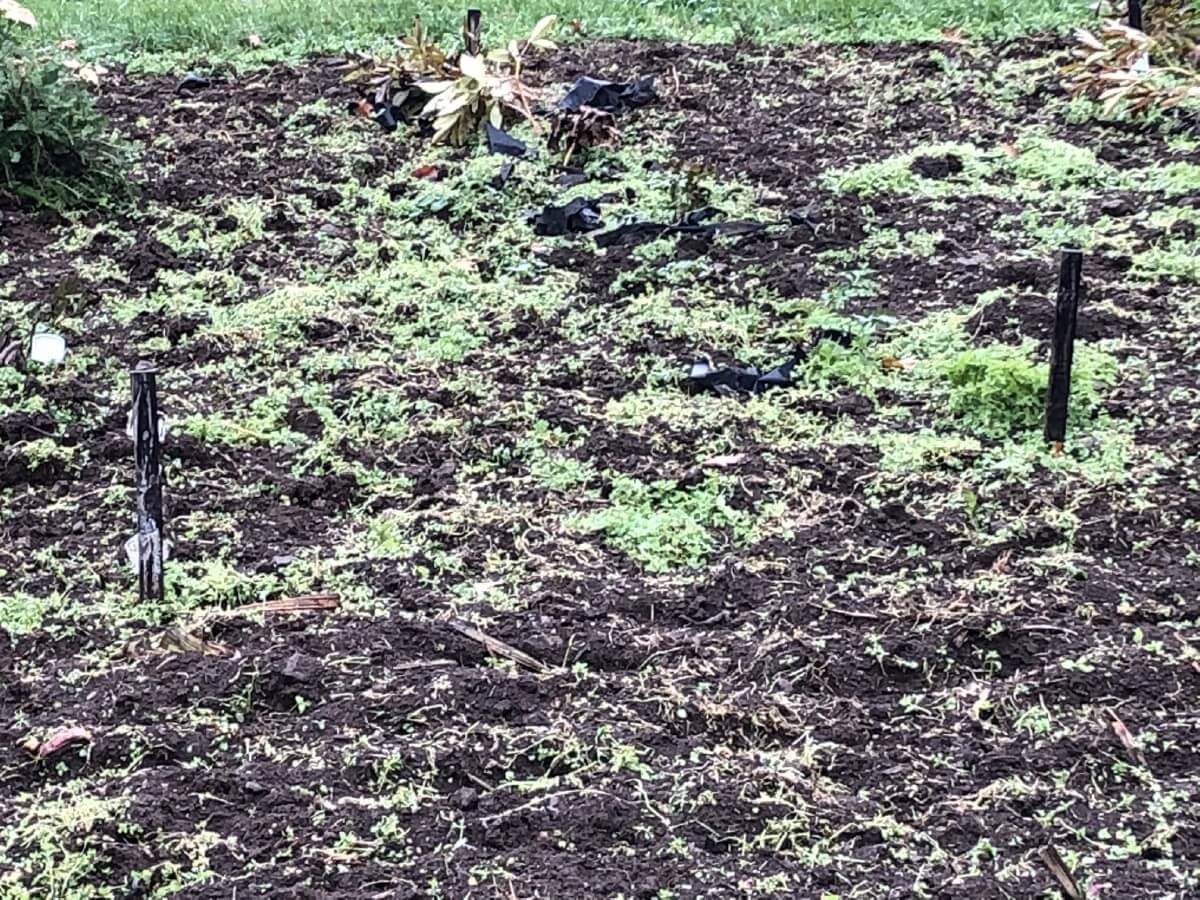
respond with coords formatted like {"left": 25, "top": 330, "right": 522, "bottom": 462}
{"left": 805, "top": 601, "right": 881, "bottom": 621}
{"left": 209, "top": 593, "right": 341, "bottom": 620}
{"left": 448, "top": 618, "right": 551, "bottom": 673}
{"left": 1038, "top": 845, "right": 1085, "bottom": 900}
{"left": 1106, "top": 708, "right": 1148, "bottom": 768}
{"left": 124, "top": 595, "right": 340, "bottom": 661}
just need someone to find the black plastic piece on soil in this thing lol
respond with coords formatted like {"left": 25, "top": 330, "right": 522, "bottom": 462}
{"left": 131, "top": 363, "right": 166, "bottom": 603}
{"left": 1045, "top": 250, "right": 1083, "bottom": 445}
{"left": 492, "top": 162, "right": 515, "bottom": 190}
{"left": 1128, "top": 0, "right": 1143, "bottom": 31}
{"left": 788, "top": 201, "right": 823, "bottom": 233}
{"left": 594, "top": 207, "right": 770, "bottom": 249}
{"left": 557, "top": 170, "right": 589, "bottom": 189}
{"left": 679, "top": 206, "right": 719, "bottom": 227}
{"left": 485, "top": 123, "right": 528, "bottom": 157}
{"left": 176, "top": 73, "right": 211, "bottom": 94}
{"left": 911, "top": 154, "right": 963, "bottom": 179}
{"left": 559, "top": 76, "right": 657, "bottom": 114}
{"left": 373, "top": 104, "right": 399, "bottom": 133}
{"left": 361, "top": 83, "right": 427, "bottom": 133}
{"left": 463, "top": 8, "right": 482, "bottom": 55}
{"left": 532, "top": 198, "right": 602, "bottom": 236}
{"left": 1100, "top": 196, "right": 1136, "bottom": 217}
{"left": 687, "top": 329, "right": 857, "bottom": 398}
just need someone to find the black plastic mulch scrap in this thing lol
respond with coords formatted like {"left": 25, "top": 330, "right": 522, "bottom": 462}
{"left": 491, "top": 162, "right": 515, "bottom": 190}
{"left": 595, "top": 206, "right": 772, "bottom": 249}
{"left": 559, "top": 76, "right": 657, "bottom": 114}
{"left": 362, "top": 83, "right": 427, "bottom": 133}
{"left": 531, "top": 197, "right": 603, "bottom": 236}
{"left": 688, "top": 329, "right": 857, "bottom": 397}
{"left": 557, "top": 170, "right": 589, "bottom": 188}
{"left": 176, "top": 73, "right": 211, "bottom": 94}
{"left": 485, "top": 123, "right": 529, "bottom": 158}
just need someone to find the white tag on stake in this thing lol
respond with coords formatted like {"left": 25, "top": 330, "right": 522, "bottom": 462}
{"left": 124, "top": 530, "right": 173, "bottom": 574}
{"left": 126, "top": 410, "right": 169, "bottom": 442}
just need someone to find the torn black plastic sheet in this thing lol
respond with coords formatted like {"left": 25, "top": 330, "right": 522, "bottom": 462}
{"left": 364, "top": 83, "right": 427, "bottom": 133}
{"left": 559, "top": 76, "right": 657, "bottom": 114}
{"left": 176, "top": 72, "right": 211, "bottom": 94}
{"left": 687, "top": 329, "right": 857, "bottom": 397}
{"left": 595, "top": 209, "right": 772, "bottom": 249}
{"left": 491, "top": 162, "right": 515, "bottom": 190}
{"left": 485, "top": 122, "right": 529, "bottom": 157}
{"left": 531, "top": 197, "right": 603, "bottom": 236}
{"left": 556, "top": 170, "right": 589, "bottom": 188}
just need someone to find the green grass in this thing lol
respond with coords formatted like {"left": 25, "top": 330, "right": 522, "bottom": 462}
{"left": 24, "top": 0, "right": 1093, "bottom": 61}
{"left": 573, "top": 474, "right": 748, "bottom": 572}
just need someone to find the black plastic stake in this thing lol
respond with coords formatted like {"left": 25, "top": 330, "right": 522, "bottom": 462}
{"left": 463, "top": 9, "right": 482, "bottom": 55}
{"left": 1128, "top": 0, "right": 1143, "bottom": 32}
{"left": 1045, "top": 250, "right": 1083, "bottom": 452}
{"left": 131, "top": 362, "right": 165, "bottom": 603}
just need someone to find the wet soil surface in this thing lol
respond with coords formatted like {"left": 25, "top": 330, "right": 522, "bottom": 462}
{"left": 1, "top": 37, "right": 1198, "bottom": 899}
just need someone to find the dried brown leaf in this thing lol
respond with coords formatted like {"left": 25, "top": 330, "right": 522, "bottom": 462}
{"left": 1107, "top": 710, "right": 1148, "bottom": 767}
{"left": 36, "top": 726, "right": 93, "bottom": 759}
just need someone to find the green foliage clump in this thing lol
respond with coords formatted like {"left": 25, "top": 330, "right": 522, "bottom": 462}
{"left": 573, "top": 474, "right": 746, "bottom": 572}
{"left": 1007, "top": 136, "right": 1110, "bottom": 189}
{"left": 1144, "top": 161, "right": 1200, "bottom": 198}
{"left": 1135, "top": 239, "right": 1200, "bottom": 283}
{"left": 940, "top": 342, "right": 1117, "bottom": 437}
{"left": 1, "top": 8, "right": 133, "bottom": 208}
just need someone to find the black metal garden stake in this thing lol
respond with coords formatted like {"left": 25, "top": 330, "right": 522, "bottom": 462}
{"left": 131, "top": 362, "right": 165, "bottom": 602}
{"left": 1129, "top": 0, "right": 1143, "bottom": 32}
{"left": 1044, "top": 250, "right": 1083, "bottom": 454}
{"left": 464, "top": 9, "right": 482, "bottom": 55}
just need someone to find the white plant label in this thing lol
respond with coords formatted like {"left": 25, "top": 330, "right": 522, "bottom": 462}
{"left": 29, "top": 332, "right": 67, "bottom": 365}
{"left": 124, "top": 530, "right": 173, "bottom": 574}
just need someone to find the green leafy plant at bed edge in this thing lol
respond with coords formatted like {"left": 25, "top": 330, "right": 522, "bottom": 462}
{"left": 940, "top": 342, "right": 1118, "bottom": 437}
{"left": 1, "top": 2, "right": 134, "bottom": 209}
{"left": 572, "top": 474, "right": 747, "bottom": 572}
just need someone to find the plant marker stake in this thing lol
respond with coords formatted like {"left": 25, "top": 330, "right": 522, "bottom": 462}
{"left": 131, "top": 362, "right": 165, "bottom": 603}
{"left": 1128, "top": 0, "right": 1143, "bottom": 32}
{"left": 463, "top": 9, "right": 482, "bottom": 56}
{"left": 1045, "top": 250, "right": 1083, "bottom": 455}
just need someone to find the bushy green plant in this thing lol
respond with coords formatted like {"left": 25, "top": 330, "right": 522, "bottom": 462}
{"left": 940, "top": 342, "right": 1117, "bottom": 437}
{"left": 1, "top": 3, "right": 133, "bottom": 208}
{"left": 573, "top": 474, "right": 747, "bottom": 572}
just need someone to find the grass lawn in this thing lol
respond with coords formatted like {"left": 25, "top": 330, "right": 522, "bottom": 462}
{"left": 23, "top": 0, "right": 1096, "bottom": 58}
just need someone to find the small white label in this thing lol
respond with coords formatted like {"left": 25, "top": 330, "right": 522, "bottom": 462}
{"left": 124, "top": 533, "right": 140, "bottom": 571}
{"left": 126, "top": 411, "right": 168, "bottom": 442}
{"left": 125, "top": 530, "right": 172, "bottom": 573}
{"left": 29, "top": 333, "right": 67, "bottom": 365}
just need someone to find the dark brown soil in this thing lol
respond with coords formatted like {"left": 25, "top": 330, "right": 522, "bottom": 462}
{"left": 1, "top": 36, "right": 1199, "bottom": 900}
